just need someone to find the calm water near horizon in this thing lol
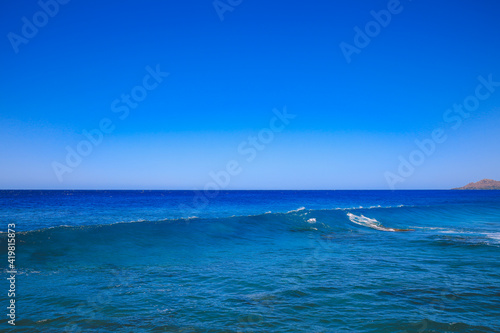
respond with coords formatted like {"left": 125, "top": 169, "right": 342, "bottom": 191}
{"left": 1, "top": 190, "right": 499, "bottom": 332}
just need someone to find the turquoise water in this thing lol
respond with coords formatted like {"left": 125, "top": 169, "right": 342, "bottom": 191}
{"left": 1, "top": 190, "right": 499, "bottom": 332}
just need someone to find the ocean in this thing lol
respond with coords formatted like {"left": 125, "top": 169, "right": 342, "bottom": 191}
{"left": 1, "top": 190, "right": 499, "bottom": 332}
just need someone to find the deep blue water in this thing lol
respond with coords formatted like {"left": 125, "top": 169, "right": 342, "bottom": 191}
{"left": 1, "top": 190, "right": 499, "bottom": 332}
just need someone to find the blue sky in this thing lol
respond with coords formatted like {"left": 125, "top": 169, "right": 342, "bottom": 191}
{"left": 1, "top": 0, "right": 499, "bottom": 189}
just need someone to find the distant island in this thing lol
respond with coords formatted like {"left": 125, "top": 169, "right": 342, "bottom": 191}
{"left": 453, "top": 179, "right": 500, "bottom": 190}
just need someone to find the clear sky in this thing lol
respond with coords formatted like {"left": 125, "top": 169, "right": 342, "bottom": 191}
{"left": 1, "top": 0, "right": 499, "bottom": 189}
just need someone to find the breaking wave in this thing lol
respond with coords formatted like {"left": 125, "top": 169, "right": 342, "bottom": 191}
{"left": 346, "top": 212, "right": 414, "bottom": 232}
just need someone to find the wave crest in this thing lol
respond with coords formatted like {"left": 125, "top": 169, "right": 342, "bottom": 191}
{"left": 347, "top": 212, "right": 414, "bottom": 232}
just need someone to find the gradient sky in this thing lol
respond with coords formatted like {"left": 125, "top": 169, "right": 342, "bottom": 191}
{"left": 1, "top": 0, "right": 499, "bottom": 189}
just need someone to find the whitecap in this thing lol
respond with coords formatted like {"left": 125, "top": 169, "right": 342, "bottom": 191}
{"left": 347, "top": 212, "right": 413, "bottom": 232}
{"left": 287, "top": 207, "right": 306, "bottom": 213}
{"left": 485, "top": 232, "right": 500, "bottom": 241}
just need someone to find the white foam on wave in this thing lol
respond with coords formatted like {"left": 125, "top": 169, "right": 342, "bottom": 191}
{"left": 347, "top": 212, "right": 387, "bottom": 231}
{"left": 436, "top": 229, "right": 477, "bottom": 235}
{"left": 306, "top": 218, "right": 316, "bottom": 224}
{"left": 432, "top": 230, "right": 500, "bottom": 246}
{"left": 346, "top": 212, "right": 408, "bottom": 232}
{"left": 332, "top": 204, "right": 407, "bottom": 211}
{"left": 287, "top": 207, "right": 306, "bottom": 213}
{"left": 485, "top": 233, "right": 500, "bottom": 241}
{"left": 411, "top": 226, "right": 448, "bottom": 230}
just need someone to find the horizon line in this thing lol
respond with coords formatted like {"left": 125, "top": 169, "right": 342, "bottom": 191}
{"left": 0, "top": 188, "right": 479, "bottom": 191}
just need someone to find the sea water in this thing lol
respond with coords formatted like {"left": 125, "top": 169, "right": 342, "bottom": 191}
{"left": 1, "top": 190, "right": 499, "bottom": 332}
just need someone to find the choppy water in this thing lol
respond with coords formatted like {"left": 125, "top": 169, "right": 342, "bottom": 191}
{"left": 1, "top": 190, "right": 499, "bottom": 332}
